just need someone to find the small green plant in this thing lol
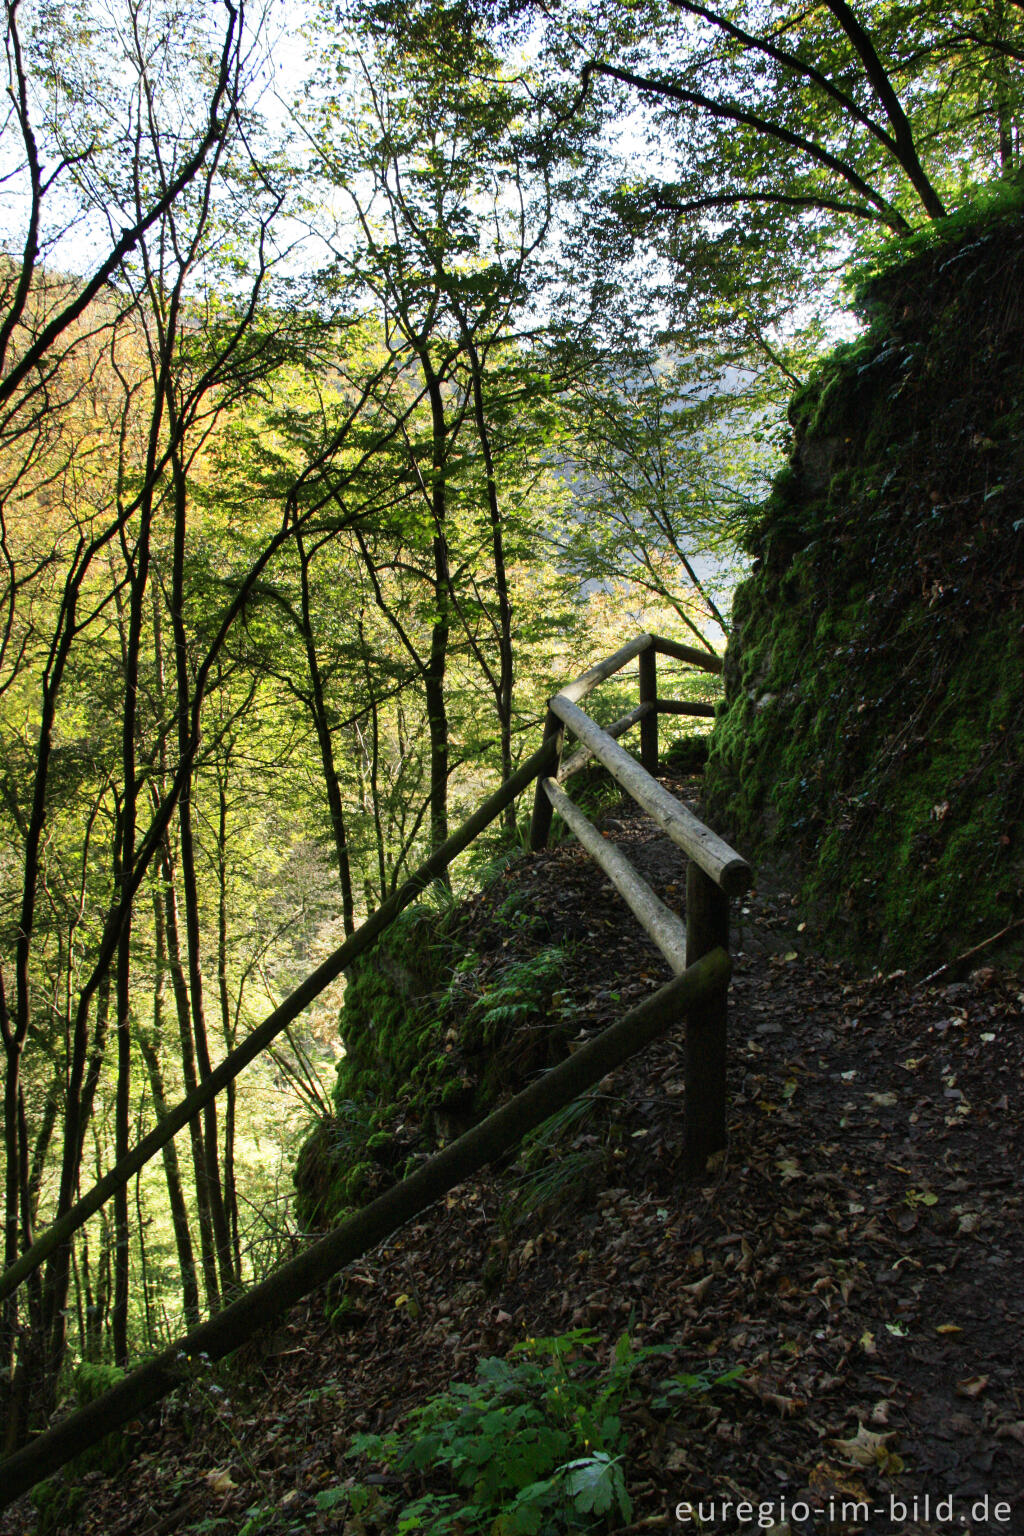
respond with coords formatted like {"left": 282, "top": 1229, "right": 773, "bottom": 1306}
{"left": 467, "top": 946, "right": 567, "bottom": 1040}
{"left": 340, "top": 1329, "right": 739, "bottom": 1534}
{"left": 504, "top": 1093, "right": 610, "bottom": 1227}
{"left": 237, "top": 1505, "right": 277, "bottom": 1536}
{"left": 652, "top": 1362, "right": 745, "bottom": 1408}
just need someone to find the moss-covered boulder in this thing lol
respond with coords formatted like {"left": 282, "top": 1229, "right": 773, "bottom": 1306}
{"left": 706, "top": 196, "right": 1024, "bottom": 970}
{"left": 293, "top": 884, "right": 576, "bottom": 1229}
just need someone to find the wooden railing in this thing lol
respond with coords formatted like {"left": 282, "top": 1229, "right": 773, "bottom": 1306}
{"left": 0, "top": 631, "right": 749, "bottom": 1506}
{"left": 529, "top": 632, "right": 749, "bottom": 1173}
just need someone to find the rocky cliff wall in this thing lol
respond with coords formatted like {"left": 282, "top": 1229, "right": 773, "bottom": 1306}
{"left": 705, "top": 197, "right": 1024, "bottom": 970}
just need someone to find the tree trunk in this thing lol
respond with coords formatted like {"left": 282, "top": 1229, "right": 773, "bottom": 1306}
{"left": 141, "top": 909, "right": 201, "bottom": 1330}
{"left": 296, "top": 532, "right": 356, "bottom": 933}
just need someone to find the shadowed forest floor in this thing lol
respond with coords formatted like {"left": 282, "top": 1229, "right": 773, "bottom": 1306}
{"left": 6, "top": 775, "right": 1024, "bottom": 1535}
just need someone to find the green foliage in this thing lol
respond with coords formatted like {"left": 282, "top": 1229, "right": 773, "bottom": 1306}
{"left": 336, "top": 1329, "right": 737, "bottom": 1533}
{"left": 468, "top": 946, "right": 567, "bottom": 1042}
{"left": 503, "top": 1093, "right": 609, "bottom": 1228}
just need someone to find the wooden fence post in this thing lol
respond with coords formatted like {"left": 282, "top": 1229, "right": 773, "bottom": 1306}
{"left": 684, "top": 859, "right": 730, "bottom": 1174}
{"left": 638, "top": 644, "right": 658, "bottom": 774}
{"left": 529, "top": 708, "right": 563, "bottom": 850}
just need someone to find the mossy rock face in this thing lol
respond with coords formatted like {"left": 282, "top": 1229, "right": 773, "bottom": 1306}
{"left": 293, "top": 887, "right": 575, "bottom": 1229}
{"left": 707, "top": 203, "right": 1024, "bottom": 971}
{"left": 30, "top": 1364, "right": 132, "bottom": 1535}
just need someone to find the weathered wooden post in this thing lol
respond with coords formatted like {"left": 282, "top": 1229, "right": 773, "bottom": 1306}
{"left": 529, "top": 709, "right": 564, "bottom": 851}
{"left": 638, "top": 641, "right": 658, "bottom": 774}
{"left": 684, "top": 858, "right": 730, "bottom": 1174}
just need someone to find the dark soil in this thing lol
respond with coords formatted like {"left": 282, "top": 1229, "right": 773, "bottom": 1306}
{"left": 5, "top": 773, "right": 1024, "bottom": 1536}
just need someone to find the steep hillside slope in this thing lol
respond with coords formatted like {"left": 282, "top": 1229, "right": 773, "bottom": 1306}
{"left": 14, "top": 789, "right": 1024, "bottom": 1535}
{"left": 705, "top": 199, "right": 1024, "bottom": 970}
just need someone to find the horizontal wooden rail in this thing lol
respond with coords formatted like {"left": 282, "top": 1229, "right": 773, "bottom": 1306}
{"left": 0, "top": 736, "right": 562, "bottom": 1309}
{"left": 0, "top": 949, "right": 730, "bottom": 1509}
{"left": 550, "top": 696, "right": 750, "bottom": 896}
{"left": 541, "top": 778, "right": 688, "bottom": 973}
{"left": 558, "top": 700, "right": 653, "bottom": 782}
{"left": 652, "top": 635, "right": 723, "bottom": 673}
{"left": 557, "top": 634, "right": 722, "bottom": 711}
{"left": 656, "top": 699, "right": 716, "bottom": 719}
{"left": 559, "top": 632, "right": 653, "bottom": 705}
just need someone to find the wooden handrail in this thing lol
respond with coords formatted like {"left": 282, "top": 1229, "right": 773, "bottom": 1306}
{"left": 530, "top": 631, "right": 747, "bottom": 1178}
{"left": 556, "top": 633, "right": 722, "bottom": 710}
{"left": 541, "top": 777, "right": 689, "bottom": 973}
{"left": 557, "top": 700, "right": 653, "bottom": 782}
{"left": 656, "top": 698, "right": 716, "bottom": 718}
{"left": 651, "top": 634, "right": 723, "bottom": 673}
{"left": 550, "top": 696, "right": 749, "bottom": 896}
{"left": 0, "top": 627, "right": 743, "bottom": 1508}
{"left": 558, "top": 632, "right": 654, "bottom": 704}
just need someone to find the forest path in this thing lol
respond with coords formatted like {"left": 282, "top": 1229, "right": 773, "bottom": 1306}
{"left": 15, "top": 773, "right": 1024, "bottom": 1536}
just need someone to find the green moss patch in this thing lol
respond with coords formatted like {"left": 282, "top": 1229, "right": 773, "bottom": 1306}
{"left": 294, "top": 881, "right": 579, "bottom": 1230}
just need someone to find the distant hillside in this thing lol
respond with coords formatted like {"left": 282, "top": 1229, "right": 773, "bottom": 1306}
{"left": 705, "top": 193, "right": 1024, "bottom": 971}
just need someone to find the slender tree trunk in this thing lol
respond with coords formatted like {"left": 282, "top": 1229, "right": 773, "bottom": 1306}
{"left": 359, "top": 624, "right": 389, "bottom": 902}
{"left": 138, "top": 1032, "right": 201, "bottom": 1331}
{"left": 40, "top": 969, "right": 111, "bottom": 1414}
{"left": 464, "top": 339, "right": 515, "bottom": 825}
{"left": 135, "top": 1154, "right": 154, "bottom": 1350}
{"left": 295, "top": 532, "right": 356, "bottom": 933}
{"left": 151, "top": 594, "right": 220, "bottom": 1312}
{"left": 424, "top": 365, "right": 451, "bottom": 859}
{"left": 141, "top": 902, "right": 200, "bottom": 1328}
{"left": 158, "top": 852, "right": 220, "bottom": 1312}
{"left": 168, "top": 444, "right": 235, "bottom": 1298}
{"left": 113, "top": 495, "right": 153, "bottom": 1366}
{"left": 215, "top": 777, "right": 241, "bottom": 1276}
{"left": 4, "top": 567, "right": 89, "bottom": 1434}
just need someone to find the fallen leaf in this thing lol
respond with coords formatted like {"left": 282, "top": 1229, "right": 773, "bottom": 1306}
{"left": 831, "top": 1424, "right": 899, "bottom": 1469}
{"left": 956, "top": 1375, "right": 989, "bottom": 1398}
{"left": 204, "top": 1469, "right": 237, "bottom": 1496}
{"left": 681, "top": 1274, "right": 714, "bottom": 1302}
{"left": 808, "top": 1460, "right": 870, "bottom": 1503}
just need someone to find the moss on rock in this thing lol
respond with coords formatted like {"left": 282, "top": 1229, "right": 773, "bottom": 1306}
{"left": 706, "top": 199, "right": 1024, "bottom": 971}
{"left": 293, "top": 882, "right": 577, "bottom": 1230}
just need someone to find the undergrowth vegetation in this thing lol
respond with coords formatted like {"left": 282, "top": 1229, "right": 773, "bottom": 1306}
{"left": 293, "top": 853, "right": 595, "bottom": 1230}
{"left": 337, "top": 1329, "right": 741, "bottom": 1534}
